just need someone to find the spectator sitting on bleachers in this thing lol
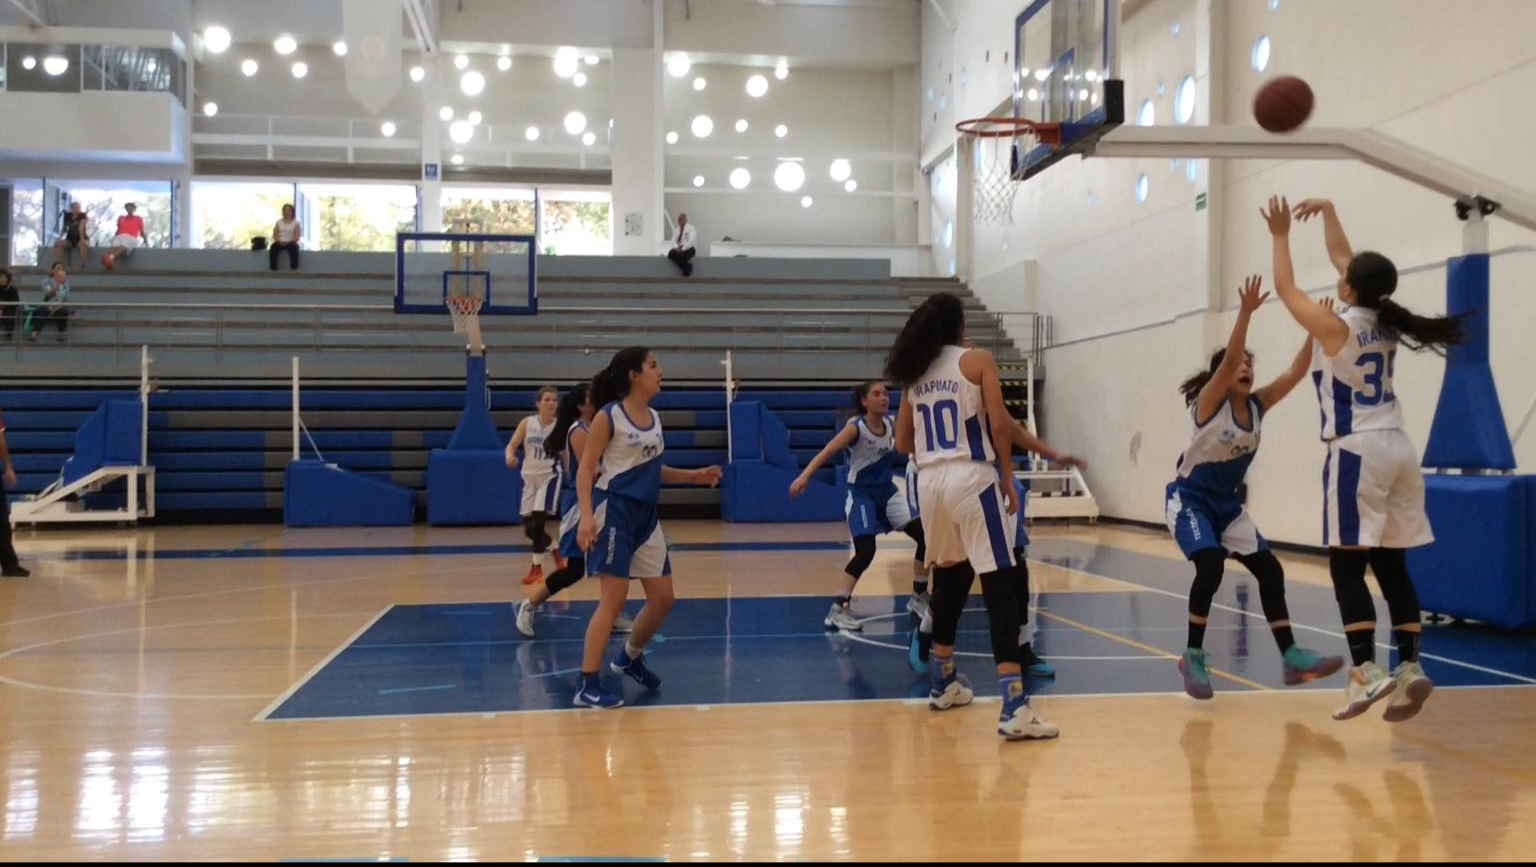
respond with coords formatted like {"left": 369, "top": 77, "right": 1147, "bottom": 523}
{"left": 52, "top": 202, "right": 91, "bottom": 269}
{"left": 270, "top": 204, "right": 302, "bottom": 271}
{"left": 0, "top": 270, "right": 18, "bottom": 341}
{"left": 27, "top": 262, "right": 72, "bottom": 343}
{"left": 101, "top": 202, "right": 146, "bottom": 270}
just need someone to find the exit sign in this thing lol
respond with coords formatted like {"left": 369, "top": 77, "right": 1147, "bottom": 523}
{"left": 1195, "top": 192, "right": 1207, "bottom": 211}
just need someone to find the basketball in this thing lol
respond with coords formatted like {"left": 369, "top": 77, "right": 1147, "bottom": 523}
{"left": 1253, "top": 75, "right": 1314, "bottom": 132}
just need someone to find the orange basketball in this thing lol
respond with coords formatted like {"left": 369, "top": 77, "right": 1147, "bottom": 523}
{"left": 1253, "top": 75, "right": 1314, "bottom": 133}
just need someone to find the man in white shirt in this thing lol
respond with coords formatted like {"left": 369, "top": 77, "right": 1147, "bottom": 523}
{"left": 667, "top": 213, "right": 698, "bottom": 277}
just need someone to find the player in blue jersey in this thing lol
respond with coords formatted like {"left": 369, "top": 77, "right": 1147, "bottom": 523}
{"left": 1268, "top": 196, "right": 1465, "bottom": 722}
{"left": 1167, "top": 273, "right": 1343, "bottom": 699}
{"left": 514, "top": 383, "right": 634, "bottom": 639}
{"left": 572, "top": 347, "right": 723, "bottom": 709}
{"left": 790, "top": 381, "right": 929, "bottom": 631}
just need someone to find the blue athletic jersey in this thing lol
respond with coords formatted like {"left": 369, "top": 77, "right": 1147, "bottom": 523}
{"left": 846, "top": 415, "right": 897, "bottom": 490}
{"left": 559, "top": 419, "right": 590, "bottom": 512}
{"left": 595, "top": 401, "right": 664, "bottom": 503}
{"left": 1170, "top": 395, "right": 1262, "bottom": 507}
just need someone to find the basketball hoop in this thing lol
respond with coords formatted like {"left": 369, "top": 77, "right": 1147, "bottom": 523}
{"left": 445, "top": 295, "right": 483, "bottom": 334}
{"left": 955, "top": 118, "right": 1061, "bottom": 225}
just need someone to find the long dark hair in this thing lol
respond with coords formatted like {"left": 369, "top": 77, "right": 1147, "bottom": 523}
{"left": 544, "top": 382, "right": 590, "bottom": 460}
{"left": 1179, "top": 348, "right": 1252, "bottom": 406}
{"left": 885, "top": 293, "right": 966, "bottom": 387}
{"left": 1347, "top": 252, "right": 1465, "bottom": 353}
{"left": 590, "top": 346, "right": 652, "bottom": 409}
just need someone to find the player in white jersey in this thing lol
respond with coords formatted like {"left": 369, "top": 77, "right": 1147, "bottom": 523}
{"left": 572, "top": 347, "right": 723, "bottom": 709}
{"left": 514, "top": 383, "right": 635, "bottom": 639}
{"left": 1267, "top": 195, "right": 1466, "bottom": 722}
{"left": 889, "top": 292, "right": 1056, "bottom": 741}
{"left": 506, "top": 386, "right": 563, "bottom": 585}
{"left": 1167, "top": 275, "right": 1342, "bottom": 699}
{"left": 908, "top": 417, "right": 1085, "bottom": 680}
{"left": 790, "top": 381, "right": 929, "bottom": 631}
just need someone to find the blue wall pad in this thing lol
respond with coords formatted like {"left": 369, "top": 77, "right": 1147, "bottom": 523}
{"left": 1408, "top": 474, "right": 1534, "bottom": 629}
{"left": 284, "top": 460, "right": 415, "bottom": 527}
{"left": 1424, "top": 254, "right": 1516, "bottom": 470}
{"left": 723, "top": 401, "right": 843, "bottom": 522}
{"left": 446, "top": 355, "right": 503, "bottom": 451}
{"left": 60, "top": 400, "right": 141, "bottom": 486}
{"left": 427, "top": 450, "right": 523, "bottom": 526}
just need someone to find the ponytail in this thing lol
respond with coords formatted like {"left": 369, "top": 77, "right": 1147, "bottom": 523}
{"left": 589, "top": 346, "right": 650, "bottom": 409}
{"left": 543, "top": 383, "right": 590, "bottom": 460}
{"left": 1347, "top": 251, "right": 1465, "bottom": 354}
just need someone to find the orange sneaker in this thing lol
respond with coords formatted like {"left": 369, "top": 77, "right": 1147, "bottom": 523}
{"left": 521, "top": 564, "right": 545, "bottom": 585}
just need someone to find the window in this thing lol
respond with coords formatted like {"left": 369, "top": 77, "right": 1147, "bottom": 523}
{"left": 1252, "top": 36, "right": 1271, "bottom": 73}
{"left": 539, "top": 190, "right": 612, "bottom": 256}
{"left": 1138, "top": 99, "right": 1155, "bottom": 126}
{"left": 298, "top": 183, "right": 417, "bottom": 252}
{"left": 8, "top": 180, "right": 43, "bottom": 266}
{"left": 1135, "top": 173, "right": 1149, "bottom": 203}
{"left": 192, "top": 181, "right": 296, "bottom": 249}
{"left": 51, "top": 180, "right": 172, "bottom": 249}
{"left": 1175, "top": 76, "right": 1196, "bottom": 124}
{"left": 442, "top": 186, "right": 536, "bottom": 236}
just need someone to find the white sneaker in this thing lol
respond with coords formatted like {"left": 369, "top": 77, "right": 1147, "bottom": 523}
{"left": 612, "top": 612, "right": 635, "bottom": 633}
{"left": 929, "top": 672, "right": 974, "bottom": 710}
{"left": 1332, "top": 662, "right": 1397, "bottom": 721}
{"left": 1383, "top": 661, "right": 1434, "bottom": 723}
{"left": 906, "top": 592, "right": 931, "bottom": 617}
{"left": 515, "top": 600, "right": 537, "bottom": 638}
{"left": 824, "top": 602, "right": 862, "bottom": 632}
{"left": 999, "top": 700, "right": 1060, "bottom": 740}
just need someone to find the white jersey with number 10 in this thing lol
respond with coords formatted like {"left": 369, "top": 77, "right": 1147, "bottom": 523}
{"left": 908, "top": 345, "right": 996, "bottom": 469}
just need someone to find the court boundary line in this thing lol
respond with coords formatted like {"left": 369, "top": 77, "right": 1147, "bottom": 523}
{"left": 254, "top": 604, "right": 395, "bottom": 722}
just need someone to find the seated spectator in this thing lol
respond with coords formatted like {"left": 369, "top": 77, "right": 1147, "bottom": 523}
{"left": 667, "top": 212, "right": 697, "bottom": 277}
{"left": 101, "top": 202, "right": 146, "bottom": 270}
{"left": 270, "top": 204, "right": 302, "bottom": 271}
{"left": 27, "top": 262, "right": 71, "bottom": 343}
{"left": 52, "top": 202, "right": 91, "bottom": 269}
{"left": 0, "top": 271, "right": 18, "bottom": 341}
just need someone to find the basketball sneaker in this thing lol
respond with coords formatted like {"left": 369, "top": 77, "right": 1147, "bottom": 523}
{"left": 573, "top": 674, "right": 623, "bottom": 709}
{"left": 1332, "top": 661, "right": 1397, "bottom": 721}
{"left": 824, "top": 602, "right": 861, "bottom": 632}
{"left": 1382, "top": 661, "right": 1434, "bottom": 723}
{"left": 998, "top": 680, "right": 1058, "bottom": 740}
{"left": 1179, "top": 648, "right": 1215, "bottom": 700}
{"left": 1282, "top": 645, "right": 1344, "bottom": 685}
{"left": 928, "top": 656, "right": 974, "bottom": 710}
{"left": 521, "top": 564, "right": 544, "bottom": 585}
{"left": 611, "top": 648, "right": 662, "bottom": 690}
{"left": 514, "top": 599, "right": 537, "bottom": 638}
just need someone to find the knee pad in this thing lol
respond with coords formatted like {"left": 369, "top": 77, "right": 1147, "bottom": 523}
{"left": 1188, "top": 548, "right": 1227, "bottom": 618}
{"left": 844, "top": 535, "right": 877, "bottom": 579}
{"left": 1235, "top": 550, "right": 1291, "bottom": 624}
{"left": 979, "top": 565, "right": 1025, "bottom": 665}
{"left": 1330, "top": 549, "right": 1375, "bottom": 625}
{"left": 1369, "top": 548, "right": 1422, "bottom": 627}
{"left": 928, "top": 562, "right": 975, "bottom": 646}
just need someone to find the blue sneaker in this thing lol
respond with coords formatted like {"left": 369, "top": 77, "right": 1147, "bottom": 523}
{"left": 1020, "top": 643, "right": 1055, "bottom": 679}
{"left": 1179, "top": 648, "right": 1215, "bottom": 700}
{"left": 611, "top": 649, "right": 662, "bottom": 690}
{"left": 907, "top": 627, "right": 931, "bottom": 674}
{"left": 998, "top": 679, "right": 1058, "bottom": 740}
{"left": 573, "top": 675, "right": 623, "bottom": 709}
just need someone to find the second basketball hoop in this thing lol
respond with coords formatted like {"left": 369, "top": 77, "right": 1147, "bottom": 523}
{"left": 955, "top": 117, "right": 1061, "bottom": 226}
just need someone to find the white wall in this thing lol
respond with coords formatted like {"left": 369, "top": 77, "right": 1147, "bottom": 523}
{"left": 931, "top": 0, "right": 1536, "bottom": 545}
{"left": 662, "top": 64, "right": 919, "bottom": 251}
{"left": 0, "top": 92, "right": 187, "bottom": 163}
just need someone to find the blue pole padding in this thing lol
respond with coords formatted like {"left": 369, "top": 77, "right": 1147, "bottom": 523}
{"left": 1423, "top": 253, "right": 1515, "bottom": 470}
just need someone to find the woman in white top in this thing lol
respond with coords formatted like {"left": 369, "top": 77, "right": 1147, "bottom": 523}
{"left": 506, "top": 386, "right": 563, "bottom": 585}
{"left": 889, "top": 292, "right": 1056, "bottom": 741}
{"left": 270, "top": 204, "right": 302, "bottom": 271}
{"left": 1264, "top": 195, "right": 1465, "bottom": 724}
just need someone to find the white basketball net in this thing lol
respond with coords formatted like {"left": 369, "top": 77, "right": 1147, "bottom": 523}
{"left": 445, "top": 295, "right": 483, "bottom": 335}
{"left": 958, "top": 119, "right": 1050, "bottom": 226}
